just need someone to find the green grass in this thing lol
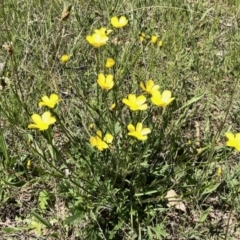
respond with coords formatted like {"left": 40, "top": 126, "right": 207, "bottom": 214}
{"left": 1, "top": 0, "right": 240, "bottom": 239}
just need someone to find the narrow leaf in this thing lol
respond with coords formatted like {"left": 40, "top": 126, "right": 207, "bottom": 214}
{"left": 31, "top": 211, "right": 52, "bottom": 228}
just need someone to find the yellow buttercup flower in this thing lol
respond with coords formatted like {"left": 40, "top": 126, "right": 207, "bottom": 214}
{"left": 60, "top": 55, "right": 70, "bottom": 64}
{"left": 158, "top": 40, "right": 163, "bottom": 47}
{"left": 151, "top": 36, "right": 158, "bottom": 44}
{"left": 127, "top": 123, "right": 151, "bottom": 141}
{"left": 109, "top": 103, "right": 116, "bottom": 110}
{"left": 151, "top": 90, "right": 174, "bottom": 107}
{"left": 28, "top": 111, "right": 56, "bottom": 131}
{"left": 225, "top": 132, "right": 240, "bottom": 151}
{"left": 90, "top": 131, "right": 113, "bottom": 151}
{"left": 105, "top": 58, "right": 115, "bottom": 68}
{"left": 86, "top": 29, "right": 109, "bottom": 48}
{"left": 140, "top": 80, "right": 160, "bottom": 95}
{"left": 122, "top": 94, "right": 147, "bottom": 111}
{"left": 97, "top": 73, "right": 114, "bottom": 90}
{"left": 27, "top": 160, "right": 31, "bottom": 169}
{"left": 111, "top": 16, "right": 128, "bottom": 28}
{"left": 217, "top": 167, "right": 222, "bottom": 176}
{"left": 38, "top": 94, "right": 60, "bottom": 108}
{"left": 139, "top": 32, "right": 146, "bottom": 42}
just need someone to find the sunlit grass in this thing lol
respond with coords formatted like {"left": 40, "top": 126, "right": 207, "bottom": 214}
{"left": 1, "top": 0, "right": 240, "bottom": 239}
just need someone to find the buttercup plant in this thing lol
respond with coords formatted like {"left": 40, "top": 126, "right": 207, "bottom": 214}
{"left": 225, "top": 132, "right": 240, "bottom": 151}
{"left": 140, "top": 80, "right": 160, "bottom": 95}
{"left": 151, "top": 90, "right": 175, "bottom": 107}
{"left": 105, "top": 58, "right": 115, "bottom": 68}
{"left": 111, "top": 16, "right": 128, "bottom": 28}
{"left": 90, "top": 131, "right": 113, "bottom": 151}
{"left": 28, "top": 111, "right": 56, "bottom": 131}
{"left": 1, "top": 1, "right": 235, "bottom": 239}
{"left": 122, "top": 94, "right": 148, "bottom": 111}
{"left": 97, "top": 73, "right": 114, "bottom": 90}
{"left": 127, "top": 123, "right": 151, "bottom": 140}
{"left": 38, "top": 94, "right": 60, "bottom": 108}
{"left": 60, "top": 55, "right": 70, "bottom": 64}
{"left": 86, "top": 28, "right": 109, "bottom": 48}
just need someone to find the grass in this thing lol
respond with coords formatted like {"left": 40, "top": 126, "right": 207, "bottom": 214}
{"left": 1, "top": 0, "right": 240, "bottom": 239}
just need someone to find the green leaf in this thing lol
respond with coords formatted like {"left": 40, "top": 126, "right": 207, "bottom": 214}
{"left": 201, "top": 182, "right": 220, "bottom": 195}
{"left": 198, "top": 207, "right": 211, "bottom": 223}
{"left": 31, "top": 211, "right": 52, "bottom": 228}
{"left": 38, "top": 190, "right": 50, "bottom": 212}
{"left": 0, "top": 130, "right": 9, "bottom": 165}
{"left": 4, "top": 180, "right": 26, "bottom": 187}
{"left": 65, "top": 211, "right": 83, "bottom": 225}
{"left": 148, "top": 224, "right": 168, "bottom": 239}
{"left": 199, "top": 8, "right": 214, "bottom": 22}
{"left": 114, "top": 122, "right": 121, "bottom": 135}
{"left": 2, "top": 227, "right": 19, "bottom": 233}
{"left": 175, "top": 93, "right": 205, "bottom": 112}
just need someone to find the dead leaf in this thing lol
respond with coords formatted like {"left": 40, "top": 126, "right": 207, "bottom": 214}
{"left": 165, "top": 189, "right": 186, "bottom": 213}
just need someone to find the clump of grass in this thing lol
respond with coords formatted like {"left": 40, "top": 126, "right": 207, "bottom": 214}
{"left": 1, "top": 0, "right": 240, "bottom": 239}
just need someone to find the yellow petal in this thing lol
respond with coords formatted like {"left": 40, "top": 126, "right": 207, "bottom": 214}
{"left": 96, "top": 131, "right": 103, "bottom": 139}
{"left": 141, "top": 128, "right": 151, "bottom": 135}
{"left": 225, "top": 132, "right": 234, "bottom": 140}
{"left": 140, "top": 82, "right": 146, "bottom": 90}
{"left": 128, "top": 94, "right": 137, "bottom": 102}
{"left": 151, "top": 36, "right": 158, "bottom": 44}
{"left": 127, "top": 124, "right": 135, "bottom": 132}
{"left": 162, "top": 90, "right": 172, "bottom": 102}
{"left": 136, "top": 95, "right": 146, "bottom": 105}
{"left": 28, "top": 123, "right": 38, "bottom": 129}
{"left": 104, "top": 134, "right": 113, "bottom": 143}
{"left": 31, "top": 114, "right": 43, "bottom": 124}
{"left": 90, "top": 136, "right": 97, "bottom": 146}
{"left": 42, "top": 111, "right": 56, "bottom": 125}
{"left": 136, "top": 123, "right": 143, "bottom": 132}
{"left": 146, "top": 80, "right": 154, "bottom": 89}
{"left": 50, "top": 94, "right": 59, "bottom": 102}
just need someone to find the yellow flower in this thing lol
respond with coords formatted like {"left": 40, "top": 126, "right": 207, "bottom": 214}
{"left": 127, "top": 123, "right": 151, "bottom": 140}
{"left": 151, "top": 90, "right": 174, "bottom": 107}
{"left": 139, "top": 32, "right": 146, "bottom": 42}
{"left": 60, "top": 55, "right": 70, "bottom": 64}
{"left": 28, "top": 111, "right": 56, "bottom": 131}
{"left": 27, "top": 160, "right": 31, "bottom": 169}
{"left": 122, "top": 94, "right": 147, "bottom": 111}
{"left": 225, "top": 132, "right": 240, "bottom": 151}
{"left": 109, "top": 103, "right": 116, "bottom": 110}
{"left": 151, "top": 36, "right": 158, "bottom": 44}
{"left": 94, "top": 27, "right": 112, "bottom": 36}
{"left": 105, "top": 58, "right": 115, "bottom": 68}
{"left": 86, "top": 31, "right": 109, "bottom": 48}
{"left": 158, "top": 40, "right": 163, "bottom": 47}
{"left": 89, "top": 123, "right": 95, "bottom": 129}
{"left": 90, "top": 131, "right": 113, "bottom": 151}
{"left": 140, "top": 80, "right": 160, "bottom": 95}
{"left": 97, "top": 73, "right": 114, "bottom": 90}
{"left": 38, "top": 94, "right": 60, "bottom": 108}
{"left": 217, "top": 167, "right": 222, "bottom": 176}
{"left": 111, "top": 16, "right": 128, "bottom": 28}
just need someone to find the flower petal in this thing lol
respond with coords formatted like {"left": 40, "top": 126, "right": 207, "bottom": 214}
{"left": 127, "top": 124, "right": 135, "bottom": 132}
{"left": 136, "top": 123, "right": 143, "bottom": 132}
{"left": 225, "top": 132, "right": 234, "bottom": 140}
{"left": 162, "top": 90, "right": 172, "bottom": 102}
{"left": 104, "top": 134, "right": 113, "bottom": 143}
{"left": 141, "top": 128, "right": 151, "bottom": 135}
{"left": 136, "top": 95, "right": 146, "bottom": 105}
{"left": 90, "top": 136, "right": 97, "bottom": 147}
